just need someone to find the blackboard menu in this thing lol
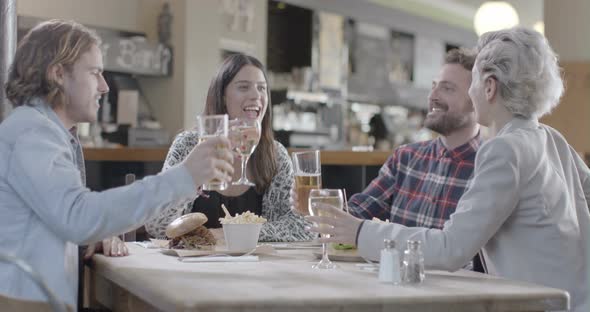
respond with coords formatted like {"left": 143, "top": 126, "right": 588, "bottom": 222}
{"left": 348, "top": 21, "right": 414, "bottom": 104}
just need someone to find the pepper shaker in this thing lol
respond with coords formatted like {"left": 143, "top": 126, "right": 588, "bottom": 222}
{"left": 402, "top": 240, "right": 425, "bottom": 284}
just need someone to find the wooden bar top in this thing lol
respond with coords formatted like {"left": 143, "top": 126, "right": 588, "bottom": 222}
{"left": 89, "top": 244, "right": 569, "bottom": 312}
{"left": 83, "top": 147, "right": 391, "bottom": 166}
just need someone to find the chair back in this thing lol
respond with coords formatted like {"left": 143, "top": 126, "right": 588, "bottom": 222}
{"left": 0, "top": 293, "right": 57, "bottom": 312}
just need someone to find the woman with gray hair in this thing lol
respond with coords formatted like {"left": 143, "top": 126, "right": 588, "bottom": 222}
{"left": 306, "top": 27, "right": 590, "bottom": 312}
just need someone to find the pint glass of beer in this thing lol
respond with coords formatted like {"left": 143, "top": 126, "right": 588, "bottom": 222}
{"left": 291, "top": 150, "right": 322, "bottom": 215}
{"left": 197, "top": 114, "right": 229, "bottom": 191}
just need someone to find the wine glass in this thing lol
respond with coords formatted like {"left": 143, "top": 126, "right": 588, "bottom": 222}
{"left": 308, "top": 188, "right": 344, "bottom": 270}
{"left": 196, "top": 114, "right": 228, "bottom": 191}
{"left": 229, "top": 118, "right": 261, "bottom": 186}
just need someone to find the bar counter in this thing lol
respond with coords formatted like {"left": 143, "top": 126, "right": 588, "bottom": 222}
{"left": 88, "top": 243, "right": 568, "bottom": 311}
{"left": 82, "top": 147, "right": 392, "bottom": 166}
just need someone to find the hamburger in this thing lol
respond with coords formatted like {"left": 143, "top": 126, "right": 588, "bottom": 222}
{"left": 166, "top": 213, "right": 217, "bottom": 249}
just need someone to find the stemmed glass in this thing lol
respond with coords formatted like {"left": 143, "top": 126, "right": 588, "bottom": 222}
{"left": 229, "top": 118, "right": 261, "bottom": 186}
{"left": 308, "top": 188, "right": 344, "bottom": 270}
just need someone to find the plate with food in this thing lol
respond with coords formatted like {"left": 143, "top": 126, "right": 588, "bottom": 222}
{"left": 312, "top": 243, "right": 365, "bottom": 262}
{"left": 159, "top": 211, "right": 275, "bottom": 257}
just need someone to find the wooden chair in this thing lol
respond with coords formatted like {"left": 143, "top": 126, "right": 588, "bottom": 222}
{"left": 0, "top": 253, "right": 70, "bottom": 312}
{"left": 0, "top": 293, "right": 61, "bottom": 312}
{"left": 121, "top": 173, "right": 149, "bottom": 242}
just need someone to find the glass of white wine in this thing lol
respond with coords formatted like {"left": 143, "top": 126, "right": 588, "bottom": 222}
{"left": 229, "top": 118, "right": 261, "bottom": 186}
{"left": 308, "top": 188, "right": 344, "bottom": 270}
{"left": 196, "top": 114, "right": 228, "bottom": 191}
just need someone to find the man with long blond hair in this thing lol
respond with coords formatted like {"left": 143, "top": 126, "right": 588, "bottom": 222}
{"left": 0, "top": 19, "right": 234, "bottom": 308}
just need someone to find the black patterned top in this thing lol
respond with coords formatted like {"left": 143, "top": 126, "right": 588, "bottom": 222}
{"left": 191, "top": 188, "right": 263, "bottom": 228}
{"left": 144, "top": 131, "right": 314, "bottom": 242}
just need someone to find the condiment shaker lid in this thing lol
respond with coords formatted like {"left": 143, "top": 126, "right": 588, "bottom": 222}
{"left": 383, "top": 239, "right": 395, "bottom": 249}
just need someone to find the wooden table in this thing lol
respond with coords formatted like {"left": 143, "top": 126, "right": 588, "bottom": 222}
{"left": 88, "top": 244, "right": 568, "bottom": 312}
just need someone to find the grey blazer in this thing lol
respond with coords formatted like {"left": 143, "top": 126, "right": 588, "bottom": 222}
{"left": 358, "top": 117, "right": 590, "bottom": 312}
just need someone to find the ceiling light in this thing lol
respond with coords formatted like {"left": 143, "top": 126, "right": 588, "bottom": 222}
{"left": 474, "top": 1, "right": 520, "bottom": 36}
{"left": 533, "top": 21, "right": 544, "bottom": 35}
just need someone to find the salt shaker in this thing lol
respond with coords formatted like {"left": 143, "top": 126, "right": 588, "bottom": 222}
{"left": 402, "top": 240, "right": 425, "bottom": 284}
{"left": 378, "top": 239, "right": 402, "bottom": 284}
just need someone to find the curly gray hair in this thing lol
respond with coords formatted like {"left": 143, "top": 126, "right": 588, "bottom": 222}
{"left": 474, "top": 27, "right": 564, "bottom": 119}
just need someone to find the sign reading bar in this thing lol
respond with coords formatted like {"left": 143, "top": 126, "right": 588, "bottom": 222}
{"left": 100, "top": 37, "right": 172, "bottom": 76}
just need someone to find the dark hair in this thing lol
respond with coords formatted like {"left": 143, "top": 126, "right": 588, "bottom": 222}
{"left": 445, "top": 48, "right": 476, "bottom": 72}
{"left": 5, "top": 19, "right": 101, "bottom": 108}
{"left": 204, "top": 53, "right": 276, "bottom": 193}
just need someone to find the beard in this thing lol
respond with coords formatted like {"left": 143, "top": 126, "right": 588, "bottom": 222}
{"left": 424, "top": 110, "right": 475, "bottom": 136}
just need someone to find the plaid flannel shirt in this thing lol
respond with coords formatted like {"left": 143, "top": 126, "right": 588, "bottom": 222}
{"left": 349, "top": 134, "right": 481, "bottom": 229}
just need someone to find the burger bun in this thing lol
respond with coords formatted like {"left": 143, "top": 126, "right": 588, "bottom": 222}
{"left": 165, "top": 213, "right": 208, "bottom": 238}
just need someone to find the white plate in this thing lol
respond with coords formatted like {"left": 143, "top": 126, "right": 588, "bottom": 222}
{"left": 266, "top": 242, "right": 322, "bottom": 250}
{"left": 160, "top": 244, "right": 276, "bottom": 258}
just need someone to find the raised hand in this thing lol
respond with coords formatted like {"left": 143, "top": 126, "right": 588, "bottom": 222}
{"left": 305, "top": 203, "right": 363, "bottom": 246}
{"left": 182, "top": 136, "right": 234, "bottom": 187}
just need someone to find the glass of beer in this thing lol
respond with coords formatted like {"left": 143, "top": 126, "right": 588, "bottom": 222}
{"left": 292, "top": 150, "right": 321, "bottom": 215}
{"left": 196, "top": 114, "right": 229, "bottom": 191}
{"left": 309, "top": 188, "right": 344, "bottom": 269}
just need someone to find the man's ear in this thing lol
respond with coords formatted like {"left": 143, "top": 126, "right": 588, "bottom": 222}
{"left": 484, "top": 76, "right": 497, "bottom": 103}
{"left": 47, "top": 64, "right": 65, "bottom": 87}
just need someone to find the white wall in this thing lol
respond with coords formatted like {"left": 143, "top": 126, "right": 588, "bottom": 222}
{"left": 137, "top": 0, "right": 188, "bottom": 137}
{"left": 181, "top": 0, "right": 268, "bottom": 130}
{"left": 541, "top": 0, "right": 590, "bottom": 153}
{"left": 545, "top": 0, "right": 590, "bottom": 62}
{"left": 17, "top": 0, "right": 269, "bottom": 136}
{"left": 17, "top": 0, "right": 143, "bottom": 32}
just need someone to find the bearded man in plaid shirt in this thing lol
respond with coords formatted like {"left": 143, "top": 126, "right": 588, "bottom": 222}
{"left": 349, "top": 48, "right": 482, "bottom": 234}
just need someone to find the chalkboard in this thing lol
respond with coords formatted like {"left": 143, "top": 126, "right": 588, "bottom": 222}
{"left": 347, "top": 21, "right": 414, "bottom": 105}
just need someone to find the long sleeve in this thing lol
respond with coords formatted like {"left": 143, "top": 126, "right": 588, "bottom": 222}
{"left": 144, "top": 131, "right": 199, "bottom": 238}
{"left": 571, "top": 146, "right": 590, "bottom": 208}
{"left": 357, "top": 138, "right": 520, "bottom": 270}
{"left": 258, "top": 142, "right": 315, "bottom": 242}
{"left": 7, "top": 125, "right": 197, "bottom": 245}
{"left": 348, "top": 152, "right": 398, "bottom": 220}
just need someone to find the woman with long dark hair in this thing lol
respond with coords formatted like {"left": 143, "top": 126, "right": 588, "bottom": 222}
{"left": 146, "top": 53, "right": 312, "bottom": 241}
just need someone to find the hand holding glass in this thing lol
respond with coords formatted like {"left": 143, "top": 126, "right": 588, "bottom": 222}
{"left": 309, "top": 188, "right": 344, "bottom": 270}
{"left": 197, "top": 114, "right": 228, "bottom": 191}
